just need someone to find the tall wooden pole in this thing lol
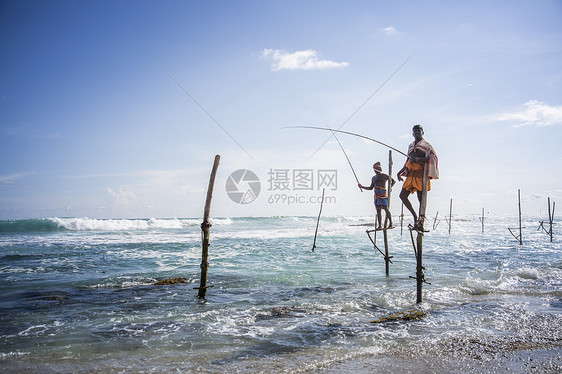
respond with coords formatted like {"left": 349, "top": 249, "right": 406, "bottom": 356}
{"left": 548, "top": 201, "right": 556, "bottom": 243}
{"left": 481, "top": 208, "right": 485, "bottom": 233}
{"left": 312, "top": 188, "right": 325, "bottom": 252}
{"left": 383, "top": 151, "right": 393, "bottom": 276}
{"left": 198, "top": 155, "right": 220, "bottom": 299}
{"left": 518, "top": 189, "right": 522, "bottom": 245}
{"left": 548, "top": 198, "right": 553, "bottom": 243}
{"left": 416, "top": 150, "right": 430, "bottom": 303}
{"left": 387, "top": 150, "right": 393, "bottom": 210}
{"left": 400, "top": 203, "right": 404, "bottom": 236}
{"left": 448, "top": 199, "right": 453, "bottom": 234}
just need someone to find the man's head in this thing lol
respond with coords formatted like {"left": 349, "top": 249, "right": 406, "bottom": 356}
{"left": 373, "top": 162, "right": 382, "bottom": 173}
{"left": 412, "top": 124, "right": 424, "bottom": 141}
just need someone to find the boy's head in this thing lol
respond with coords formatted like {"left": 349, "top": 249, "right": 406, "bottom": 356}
{"left": 373, "top": 162, "right": 382, "bottom": 172}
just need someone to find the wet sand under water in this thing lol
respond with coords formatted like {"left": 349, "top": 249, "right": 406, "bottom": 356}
{"left": 3, "top": 343, "right": 559, "bottom": 373}
{"left": 321, "top": 346, "right": 561, "bottom": 373}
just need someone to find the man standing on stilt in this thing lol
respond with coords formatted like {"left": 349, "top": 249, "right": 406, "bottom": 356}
{"left": 397, "top": 125, "right": 439, "bottom": 230}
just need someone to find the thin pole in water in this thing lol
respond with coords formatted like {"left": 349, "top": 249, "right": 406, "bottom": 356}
{"left": 400, "top": 203, "right": 404, "bottom": 236}
{"left": 197, "top": 155, "right": 220, "bottom": 299}
{"left": 518, "top": 189, "right": 523, "bottom": 245}
{"left": 383, "top": 150, "right": 393, "bottom": 276}
{"left": 432, "top": 211, "right": 440, "bottom": 231}
{"left": 548, "top": 197, "right": 555, "bottom": 243}
{"left": 479, "top": 208, "right": 485, "bottom": 233}
{"left": 508, "top": 189, "right": 524, "bottom": 245}
{"left": 312, "top": 188, "right": 326, "bottom": 252}
{"left": 448, "top": 199, "right": 453, "bottom": 235}
{"left": 415, "top": 149, "right": 430, "bottom": 303}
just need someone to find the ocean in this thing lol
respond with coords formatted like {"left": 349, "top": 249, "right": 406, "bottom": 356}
{"left": 0, "top": 215, "right": 560, "bottom": 373}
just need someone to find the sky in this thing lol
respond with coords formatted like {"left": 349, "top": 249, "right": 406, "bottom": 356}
{"left": 1, "top": 0, "right": 562, "bottom": 220}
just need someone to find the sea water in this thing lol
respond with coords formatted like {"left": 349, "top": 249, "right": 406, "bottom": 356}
{"left": 0, "top": 215, "right": 560, "bottom": 373}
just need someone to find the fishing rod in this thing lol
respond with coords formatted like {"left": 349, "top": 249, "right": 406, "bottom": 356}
{"left": 312, "top": 188, "right": 325, "bottom": 252}
{"left": 325, "top": 124, "right": 363, "bottom": 192}
{"left": 307, "top": 53, "right": 415, "bottom": 160}
{"left": 284, "top": 126, "right": 408, "bottom": 157}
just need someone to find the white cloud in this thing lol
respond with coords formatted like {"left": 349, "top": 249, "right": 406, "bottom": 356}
{"left": 497, "top": 100, "right": 562, "bottom": 127}
{"left": 383, "top": 26, "right": 400, "bottom": 36}
{"left": 0, "top": 172, "right": 32, "bottom": 185}
{"left": 107, "top": 187, "right": 137, "bottom": 206}
{"left": 261, "top": 49, "right": 349, "bottom": 71}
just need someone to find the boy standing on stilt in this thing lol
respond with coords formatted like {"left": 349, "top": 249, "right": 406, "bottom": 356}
{"left": 359, "top": 162, "right": 395, "bottom": 230}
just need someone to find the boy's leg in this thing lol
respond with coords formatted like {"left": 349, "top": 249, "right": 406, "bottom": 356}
{"left": 384, "top": 207, "right": 393, "bottom": 228}
{"left": 376, "top": 206, "right": 382, "bottom": 229}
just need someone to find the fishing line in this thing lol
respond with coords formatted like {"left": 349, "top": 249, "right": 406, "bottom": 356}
{"left": 324, "top": 124, "right": 363, "bottom": 192}
{"left": 306, "top": 53, "right": 415, "bottom": 160}
{"left": 151, "top": 56, "right": 255, "bottom": 161}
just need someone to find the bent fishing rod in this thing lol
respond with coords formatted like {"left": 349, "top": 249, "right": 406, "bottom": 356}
{"left": 324, "top": 124, "right": 363, "bottom": 192}
{"left": 284, "top": 126, "right": 408, "bottom": 157}
{"left": 307, "top": 53, "right": 415, "bottom": 161}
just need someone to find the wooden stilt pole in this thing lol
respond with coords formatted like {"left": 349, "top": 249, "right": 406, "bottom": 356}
{"left": 508, "top": 189, "right": 525, "bottom": 245}
{"left": 197, "top": 155, "right": 220, "bottom": 299}
{"left": 432, "top": 211, "right": 440, "bottom": 230}
{"left": 518, "top": 189, "right": 522, "bottom": 245}
{"left": 383, "top": 150, "right": 393, "bottom": 276}
{"left": 383, "top": 230, "right": 390, "bottom": 276}
{"left": 312, "top": 188, "right": 325, "bottom": 252}
{"left": 400, "top": 203, "right": 404, "bottom": 236}
{"left": 479, "top": 208, "right": 485, "bottom": 233}
{"left": 448, "top": 199, "right": 453, "bottom": 234}
{"left": 415, "top": 150, "right": 430, "bottom": 304}
{"left": 548, "top": 198, "right": 553, "bottom": 243}
{"left": 538, "top": 198, "right": 556, "bottom": 242}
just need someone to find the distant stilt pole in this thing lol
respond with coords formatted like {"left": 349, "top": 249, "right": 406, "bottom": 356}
{"left": 399, "top": 206, "right": 403, "bottom": 235}
{"left": 479, "top": 208, "right": 485, "bottom": 233}
{"left": 197, "top": 155, "right": 220, "bottom": 299}
{"left": 518, "top": 189, "right": 522, "bottom": 245}
{"left": 312, "top": 188, "right": 326, "bottom": 252}
{"left": 508, "top": 189, "right": 524, "bottom": 245}
{"left": 548, "top": 197, "right": 555, "bottom": 243}
{"left": 432, "top": 211, "right": 440, "bottom": 230}
{"left": 548, "top": 198, "right": 556, "bottom": 243}
{"left": 448, "top": 199, "right": 453, "bottom": 234}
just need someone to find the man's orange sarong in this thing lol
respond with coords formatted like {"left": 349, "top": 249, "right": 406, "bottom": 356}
{"left": 402, "top": 160, "right": 431, "bottom": 193}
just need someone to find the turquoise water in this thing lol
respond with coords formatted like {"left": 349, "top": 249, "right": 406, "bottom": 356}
{"left": 0, "top": 215, "right": 560, "bottom": 372}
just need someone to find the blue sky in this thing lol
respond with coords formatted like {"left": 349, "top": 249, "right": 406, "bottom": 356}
{"left": 1, "top": 0, "right": 561, "bottom": 220}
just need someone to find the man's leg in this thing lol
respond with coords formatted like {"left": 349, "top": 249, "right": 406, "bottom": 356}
{"left": 400, "top": 188, "right": 418, "bottom": 223}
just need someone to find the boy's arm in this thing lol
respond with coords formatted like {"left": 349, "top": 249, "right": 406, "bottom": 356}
{"left": 360, "top": 176, "right": 376, "bottom": 190}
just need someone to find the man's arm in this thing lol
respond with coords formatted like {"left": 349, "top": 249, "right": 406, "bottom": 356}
{"left": 397, "top": 165, "right": 408, "bottom": 182}
{"left": 359, "top": 176, "right": 376, "bottom": 190}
